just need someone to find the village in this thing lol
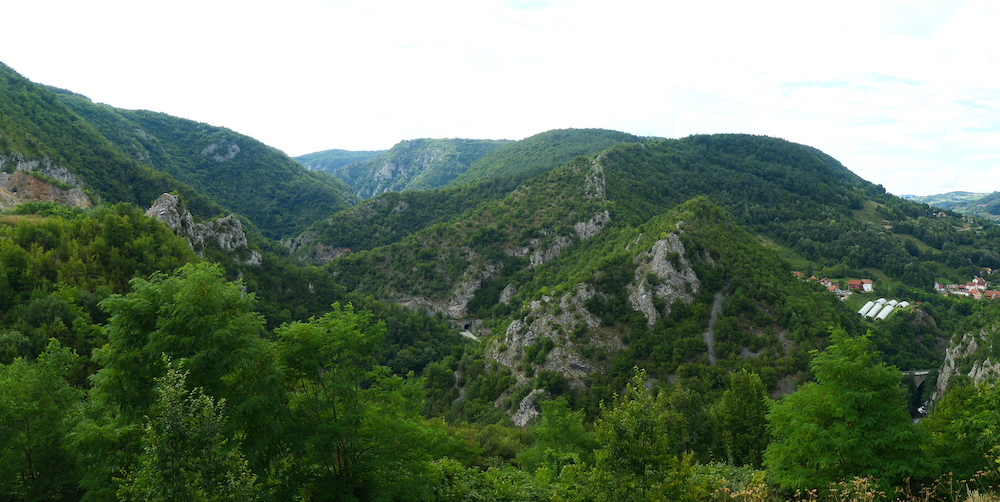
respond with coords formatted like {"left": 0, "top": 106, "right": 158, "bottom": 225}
{"left": 934, "top": 276, "right": 1000, "bottom": 300}
{"left": 793, "top": 272, "right": 910, "bottom": 320}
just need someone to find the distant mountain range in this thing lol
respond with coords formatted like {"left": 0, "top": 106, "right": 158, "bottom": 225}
{"left": 902, "top": 191, "right": 1000, "bottom": 221}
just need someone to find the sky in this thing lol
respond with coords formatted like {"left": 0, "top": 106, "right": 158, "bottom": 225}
{"left": 3, "top": 0, "right": 999, "bottom": 196}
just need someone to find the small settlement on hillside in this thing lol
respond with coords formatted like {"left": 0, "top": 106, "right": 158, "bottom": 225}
{"left": 793, "top": 272, "right": 912, "bottom": 320}
{"left": 935, "top": 277, "right": 1000, "bottom": 300}
{"left": 792, "top": 272, "right": 853, "bottom": 300}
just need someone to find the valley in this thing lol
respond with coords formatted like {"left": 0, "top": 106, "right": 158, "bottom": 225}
{"left": 2, "top": 60, "right": 1000, "bottom": 500}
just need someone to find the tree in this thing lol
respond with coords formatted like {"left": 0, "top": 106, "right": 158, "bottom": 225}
{"left": 0, "top": 340, "right": 84, "bottom": 500}
{"left": 556, "top": 368, "right": 696, "bottom": 501}
{"left": 275, "top": 303, "right": 449, "bottom": 501}
{"left": 516, "top": 397, "right": 595, "bottom": 472}
{"left": 922, "top": 380, "right": 1000, "bottom": 481}
{"left": 71, "top": 262, "right": 282, "bottom": 500}
{"left": 117, "top": 361, "right": 259, "bottom": 501}
{"left": 764, "top": 329, "right": 932, "bottom": 492}
{"left": 715, "top": 369, "right": 770, "bottom": 468}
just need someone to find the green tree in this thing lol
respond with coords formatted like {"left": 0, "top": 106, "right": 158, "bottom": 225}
{"left": 516, "top": 397, "right": 596, "bottom": 472}
{"left": 922, "top": 380, "right": 1000, "bottom": 481}
{"left": 117, "top": 361, "right": 259, "bottom": 501}
{"left": 275, "top": 303, "right": 449, "bottom": 501}
{"left": 764, "top": 329, "right": 932, "bottom": 492}
{"left": 556, "top": 368, "right": 696, "bottom": 501}
{"left": 715, "top": 369, "right": 770, "bottom": 468}
{"left": 71, "top": 263, "right": 282, "bottom": 500}
{"left": 0, "top": 340, "right": 84, "bottom": 500}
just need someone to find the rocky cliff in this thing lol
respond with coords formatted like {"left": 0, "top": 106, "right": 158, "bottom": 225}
{"left": 145, "top": 193, "right": 261, "bottom": 265}
{"left": 488, "top": 229, "right": 702, "bottom": 386}
{"left": 0, "top": 154, "right": 91, "bottom": 210}
{"left": 934, "top": 329, "right": 1000, "bottom": 402}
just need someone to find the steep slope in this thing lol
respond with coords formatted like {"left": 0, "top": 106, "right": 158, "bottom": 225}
{"left": 285, "top": 129, "right": 647, "bottom": 261}
{"left": 320, "top": 134, "right": 1000, "bottom": 417}
{"left": 295, "top": 149, "right": 385, "bottom": 174}
{"left": 933, "top": 303, "right": 1000, "bottom": 402}
{"left": 598, "top": 134, "right": 1000, "bottom": 286}
{"left": 0, "top": 62, "right": 220, "bottom": 216}
{"left": 315, "top": 134, "right": 1000, "bottom": 289}
{"left": 52, "top": 90, "right": 357, "bottom": 239}
{"left": 333, "top": 138, "right": 510, "bottom": 198}
{"left": 447, "top": 128, "right": 645, "bottom": 187}
{"left": 325, "top": 152, "right": 859, "bottom": 391}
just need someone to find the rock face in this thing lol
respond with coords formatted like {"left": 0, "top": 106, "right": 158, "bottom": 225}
{"left": 627, "top": 233, "right": 700, "bottom": 326}
{"left": 489, "top": 284, "right": 619, "bottom": 385}
{"left": 145, "top": 193, "right": 261, "bottom": 265}
{"left": 511, "top": 389, "right": 547, "bottom": 427}
{"left": 935, "top": 330, "right": 1000, "bottom": 402}
{"left": 0, "top": 155, "right": 91, "bottom": 210}
{"left": 487, "top": 228, "right": 703, "bottom": 423}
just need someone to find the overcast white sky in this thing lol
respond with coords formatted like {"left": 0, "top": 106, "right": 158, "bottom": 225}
{"left": 4, "top": 0, "right": 999, "bottom": 195}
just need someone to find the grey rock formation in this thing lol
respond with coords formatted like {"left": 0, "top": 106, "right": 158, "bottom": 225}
{"left": 489, "top": 284, "right": 622, "bottom": 385}
{"left": 201, "top": 139, "right": 241, "bottom": 162}
{"left": 627, "top": 233, "right": 700, "bottom": 326}
{"left": 935, "top": 330, "right": 1000, "bottom": 402}
{"left": 511, "top": 389, "right": 547, "bottom": 427}
{"left": 0, "top": 154, "right": 84, "bottom": 187}
{"left": 145, "top": 193, "right": 261, "bottom": 265}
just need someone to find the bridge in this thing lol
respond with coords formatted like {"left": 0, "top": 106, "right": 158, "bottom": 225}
{"left": 901, "top": 370, "right": 931, "bottom": 389}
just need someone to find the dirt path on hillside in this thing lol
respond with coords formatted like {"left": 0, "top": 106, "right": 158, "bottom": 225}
{"left": 704, "top": 291, "right": 724, "bottom": 365}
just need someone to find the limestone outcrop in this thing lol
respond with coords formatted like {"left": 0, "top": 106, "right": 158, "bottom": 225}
{"left": 935, "top": 330, "right": 1000, "bottom": 402}
{"left": 145, "top": 193, "right": 262, "bottom": 265}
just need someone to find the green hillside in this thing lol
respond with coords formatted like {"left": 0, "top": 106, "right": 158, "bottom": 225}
{"left": 53, "top": 91, "right": 357, "bottom": 239}
{"left": 8, "top": 56, "right": 1000, "bottom": 499}
{"left": 324, "top": 152, "right": 863, "bottom": 401}
{"left": 333, "top": 138, "right": 510, "bottom": 198}
{"left": 294, "top": 148, "right": 385, "bottom": 174}
{"left": 287, "top": 129, "right": 647, "bottom": 260}
{"left": 0, "top": 63, "right": 221, "bottom": 216}
{"left": 447, "top": 128, "right": 645, "bottom": 187}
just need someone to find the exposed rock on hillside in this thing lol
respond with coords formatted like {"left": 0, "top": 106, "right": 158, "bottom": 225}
{"left": 200, "top": 138, "right": 240, "bottom": 162}
{"left": 628, "top": 233, "right": 700, "bottom": 326}
{"left": 489, "top": 229, "right": 702, "bottom": 390}
{"left": 935, "top": 330, "right": 1000, "bottom": 402}
{"left": 489, "top": 284, "right": 619, "bottom": 386}
{"left": 0, "top": 155, "right": 91, "bottom": 210}
{"left": 511, "top": 389, "right": 547, "bottom": 427}
{"left": 334, "top": 138, "right": 510, "bottom": 198}
{"left": 146, "top": 193, "right": 261, "bottom": 265}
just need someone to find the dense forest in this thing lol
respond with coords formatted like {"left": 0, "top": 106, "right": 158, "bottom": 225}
{"left": 6, "top": 59, "right": 1000, "bottom": 501}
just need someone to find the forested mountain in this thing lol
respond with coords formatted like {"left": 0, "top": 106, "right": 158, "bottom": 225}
{"left": 52, "top": 89, "right": 357, "bottom": 239}
{"left": 8, "top": 56, "right": 1000, "bottom": 500}
{"left": 0, "top": 63, "right": 221, "bottom": 216}
{"left": 294, "top": 148, "right": 385, "bottom": 174}
{"left": 319, "top": 133, "right": 1000, "bottom": 303}
{"left": 329, "top": 138, "right": 510, "bottom": 198}
{"left": 285, "top": 128, "right": 648, "bottom": 261}
{"left": 446, "top": 128, "right": 646, "bottom": 187}
{"left": 0, "top": 63, "right": 358, "bottom": 239}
